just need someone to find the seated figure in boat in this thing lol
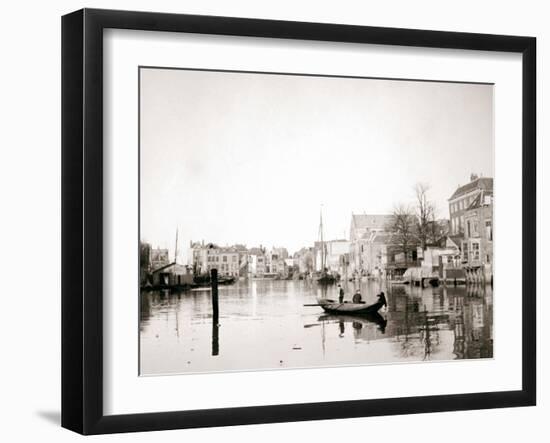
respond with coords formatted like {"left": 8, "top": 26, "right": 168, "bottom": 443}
{"left": 352, "top": 289, "right": 362, "bottom": 304}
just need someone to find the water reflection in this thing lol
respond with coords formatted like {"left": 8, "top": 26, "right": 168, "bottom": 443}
{"left": 140, "top": 280, "right": 493, "bottom": 375}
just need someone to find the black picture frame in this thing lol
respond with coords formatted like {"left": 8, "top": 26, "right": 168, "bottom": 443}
{"left": 61, "top": 8, "right": 536, "bottom": 435}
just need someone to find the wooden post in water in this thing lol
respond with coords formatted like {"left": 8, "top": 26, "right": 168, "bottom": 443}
{"left": 211, "top": 268, "right": 219, "bottom": 356}
{"left": 211, "top": 268, "right": 219, "bottom": 322}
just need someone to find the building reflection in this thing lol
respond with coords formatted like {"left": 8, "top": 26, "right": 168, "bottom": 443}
{"left": 313, "top": 283, "right": 493, "bottom": 361}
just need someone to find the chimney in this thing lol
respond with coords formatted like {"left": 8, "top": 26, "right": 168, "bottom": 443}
{"left": 470, "top": 173, "right": 479, "bottom": 182}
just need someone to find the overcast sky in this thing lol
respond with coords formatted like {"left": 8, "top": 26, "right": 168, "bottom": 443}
{"left": 140, "top": 68, "right": 493, "bottom": 261}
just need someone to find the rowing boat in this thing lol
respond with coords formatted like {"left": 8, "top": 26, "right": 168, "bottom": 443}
{"left": 317, "top": 299, "right": 385, "bottom": 315}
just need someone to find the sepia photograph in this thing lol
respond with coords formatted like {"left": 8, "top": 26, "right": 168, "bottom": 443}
{"left": 138, "top": 67, "right": 494, "bottom": 376}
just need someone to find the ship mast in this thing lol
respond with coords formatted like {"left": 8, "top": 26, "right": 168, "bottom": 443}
{"left": 174, "top": 228, "right": 179, "bottom": 264}
{"left": 319, "top": 207, "right": 325, "bottom": 272}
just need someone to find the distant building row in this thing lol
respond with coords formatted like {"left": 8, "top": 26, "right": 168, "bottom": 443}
{"left": 188, "top": 241, "right": 291, "bottom": 278}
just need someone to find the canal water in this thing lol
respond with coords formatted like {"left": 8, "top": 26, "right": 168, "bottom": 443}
{"left": 140, "top": 280, "right": 493, "bottom": 375}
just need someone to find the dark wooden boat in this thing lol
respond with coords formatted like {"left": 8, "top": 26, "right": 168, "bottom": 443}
{"left": 318, "top": 299, "right": 385, "bottom": 315}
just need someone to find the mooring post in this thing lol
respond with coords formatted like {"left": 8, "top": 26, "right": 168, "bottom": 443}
{"left": 211, "top": 268, "right": 219, "bottom": 323}
{"left": 211, "top": 268, "right": 219, "bottom": 356}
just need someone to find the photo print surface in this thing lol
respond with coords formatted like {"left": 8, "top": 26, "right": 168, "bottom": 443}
{"left": 139, "top": 67, "right": 494, "bottom": 376}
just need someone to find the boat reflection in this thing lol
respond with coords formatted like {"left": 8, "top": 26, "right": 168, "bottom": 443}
{"left": 318, "top": 312, "right": 388, "bottom": 334}
{"left": 317, "top": 311, "right": 388, "bottom": 345}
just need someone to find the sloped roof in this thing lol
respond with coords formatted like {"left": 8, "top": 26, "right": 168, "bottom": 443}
{"left": 248, "top": 247, "right": 265, "bottom": 256}
{"left": 151, "top": 261, "right": 176, "bottom": 273}
{"left": 351, "top": 214, "right": 393, "bottom": 230}
{"left": 449, "top": 177, "right": 493, "bottom": 200}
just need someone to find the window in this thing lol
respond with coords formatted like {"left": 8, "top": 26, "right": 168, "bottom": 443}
{"left": 485, "top": 220, "right": 493, "bottom": 241}
{"left": 467, "top": 220, "right": 471, "bottom": 237}
{"left": 462, "top": 242, "right": 469, "bottom": 262}
{"left": 232, "top": 256, "right": 237, "bottom": 262}
{"left": 472, "top": 241, "right": 480, "bottom": 261}
{"left": 223, "top": 256, "right": 227, "bottom": 262}
{"left": 473, "top": 221, "right": 479, "bottom": 236}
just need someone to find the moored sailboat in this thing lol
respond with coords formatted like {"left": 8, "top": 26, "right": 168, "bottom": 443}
{"left": 316, "top": 207, "right": 337, "bottom": 284}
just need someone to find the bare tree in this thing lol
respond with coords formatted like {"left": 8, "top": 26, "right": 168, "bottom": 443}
{"left": 427, "top": 218, "right": 449, "bottom": 245}
{"left": 388, "top": 203, "right": 417, "bottom": 259}
{"left": 414, "top": 182, "right": 436, "bottom": 250}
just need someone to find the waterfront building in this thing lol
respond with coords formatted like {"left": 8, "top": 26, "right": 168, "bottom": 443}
{"left": 189, "top": 241, "right": 244, "bottom": 277}
{"left": 326, "top": 239, "right": 351, "bottom": 277}
{"left": 248, "top": 246, "right": 266, "bottom": 277}
{"left": 461, "top": 191, "right": 494, "bottom": 283}
{"left": 362, "top": 232, "right": 393, "bottom": 278}
{"left": 448, "top": 174, "right": 493, "bottom": 236}
{"left": 150, "top": 247, "right": 170, "bottom": 271}
{"left": 205, "top": 245, "right": 240, "bottom": 277}
{"left": 188, "top": 241, "right": 208, "bottom": 275}
{"left": 233, "top": 244, "right": 250, "bottom": 278}
{"left": 421, "top": 239, "right": 463, "bottom": 283}
{"left": 294, "top": 247, "right": 314, "bottom": 275}
{"left": 151, "top": 263, "right": 193, "bottom": 286}
{"left": 271, "top": 247, "right": 289, "bottom": 260}
{"left": 258, "top": 247, "right": 290, "bottom": 278}
{"left": 265, "top": 248, "right": 280, "bottom": 275}
{"left": 349, "top": 213, "right": 393, "bottom": 275}
{"left": 140, "top": 241, "right": 152, "bottom": 284}
{"left": 378, "top": 234, "right": 421, "bottom": 279}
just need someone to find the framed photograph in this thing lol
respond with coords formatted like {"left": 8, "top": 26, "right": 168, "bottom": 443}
{"left": 62, "top": 8, "right": 536, "bottom": 434}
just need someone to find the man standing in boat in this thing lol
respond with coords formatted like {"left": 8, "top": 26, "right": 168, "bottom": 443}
{"left": 377, "top": 291, "right": 387, "bottom": 309}
{"left": 338, "top": 284, "right": 345, "bottom": 303}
